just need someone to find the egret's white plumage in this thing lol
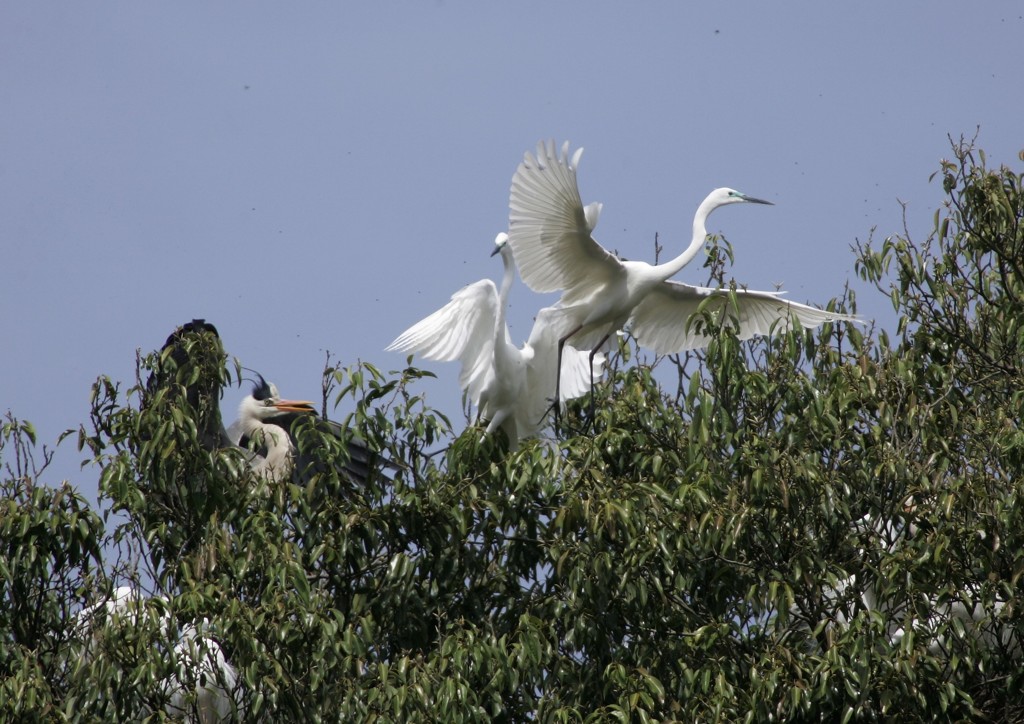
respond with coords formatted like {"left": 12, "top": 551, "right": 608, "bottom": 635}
{"left": 72, "top": 587, "right": 241, "bottom": 722}
{"left": 387, "top": 233, "right": 602, "bottom": 448}
{"left": 508, "top": 140, "right": 860, "bottom": 379}
{"left": 791, "top": 513, "right": 1019, "bottom": 660}
{"left": 166, "top": 622, "right": 240, "bottom": 723}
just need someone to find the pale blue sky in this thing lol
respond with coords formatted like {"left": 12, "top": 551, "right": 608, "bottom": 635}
{"left": 2, "top": 3, "right": 1021, "bottom": 503}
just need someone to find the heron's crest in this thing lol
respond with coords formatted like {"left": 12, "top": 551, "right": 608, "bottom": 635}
{"left": 251, "top": 374, "right": 273, "bottom": 401}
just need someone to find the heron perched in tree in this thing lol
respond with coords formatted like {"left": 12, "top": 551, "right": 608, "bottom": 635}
{"left": 508, "top": 140, "right": 861, "bottom": 405}
{"left": 226, "top": 374, "right": 374, "bottom": 486}
{"left": 387, "top": 233, "right": 603, "bottom": 448}
{"left": 147, "top": 319, "right": 235, "bottom": 451}
{"left": 150, "top": 320, "right": 375, "bottom": 489}
{"left": 225, "top": 375, "right": 317, "bottom": 483}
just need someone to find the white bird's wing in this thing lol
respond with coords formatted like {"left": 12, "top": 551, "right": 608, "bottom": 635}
{"left": 386, "top": 279, "right": 500, "bottom": 404}
{"left": 516, "top": 307, "right": 561, "bottom": 437}
{"left": 517, "top": 307, "right": 606, "bottom": 434}
{"left": 509, "top": 140, "right": 623, "bottom": 302}
{"left": 559, "top": 344, "right": 605, "bottom": 401}
{"left": 628, "top": 280, "right": 861, "bottom": 355}
{"left": 530, "top": 306, "right": 605, "bottom": 402}
{"left": 167, "top": 623, "right": 239, "bottom": 721}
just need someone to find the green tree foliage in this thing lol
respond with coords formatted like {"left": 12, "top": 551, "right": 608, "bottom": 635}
{"left": 2, "top": 140, "right": 1022, "bottom": 721}
{"left": 1, "top": 416, "right": 103, "bottom": 720}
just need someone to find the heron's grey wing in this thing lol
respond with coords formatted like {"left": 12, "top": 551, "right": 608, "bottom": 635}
{"left": 304, "top": 417, "right": 377, "bottom": 488}
{"left": 147, "top": 319, "right": 234, "bottom": 450}
{"left": 225, "top": 419, "right": 244, "bottom": 446}
{"left": 509, "top": 140, "right": 623, "bottom": 302}
{"left": 386, "top": 279, "right": 500, "bottom": 405}
{"left": 276, "top": 413, "right": 387, "bottom": 489}
{"left": 629, "top": 281, "right": 861, "bottom": 355}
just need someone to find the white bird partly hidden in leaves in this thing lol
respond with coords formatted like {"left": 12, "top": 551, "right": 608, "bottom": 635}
{"left": 791, "top": 513, "right": 1020, "bottom": 660}
{"left": 508, "top": 140, "right": 861, "bottom": 403}
{"left": 73, "top": 586, "right": 240, "bottom": 722}
{"left": 387, "top": 232, "right": 603, "bottom": 449}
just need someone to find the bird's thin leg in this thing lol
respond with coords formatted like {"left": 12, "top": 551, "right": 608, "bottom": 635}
{"left": 546, "top": 325, "right": 582, "bottom": 430}
{"left": 421, "top": 445, "right": 451, "bottom": 460}
{"left": 549, "top": 335, "right": 568, "bottom": 428}
{"left": 585, "top": 334, "right": 611, "bottom": 430}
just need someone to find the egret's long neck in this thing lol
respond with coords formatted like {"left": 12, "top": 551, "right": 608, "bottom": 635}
{"left": 495, "top": 248, "right": 515, "bottom": 333}
{"left": 653, "top": 194, "right": 719, "bottom": 281}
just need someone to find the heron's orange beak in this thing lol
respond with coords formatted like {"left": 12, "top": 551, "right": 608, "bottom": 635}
{"left": 273, "top": 399, "right": 316, "bottom": 413}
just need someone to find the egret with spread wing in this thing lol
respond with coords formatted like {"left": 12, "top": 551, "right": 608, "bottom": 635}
{"left": 387, "top": 233, "right": 602, "bottom": 448}
{"left": 508, "top": 140, "right": 860, "bottom": 405}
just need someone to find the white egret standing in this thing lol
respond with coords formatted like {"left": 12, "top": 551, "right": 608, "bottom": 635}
{"left": 166, "top": 621, "right": 240, "bottom": 723}
{"left": 508, "top": 140, "right": 860, "bottom": 405}
{"left": 387, "top": 233, "right": 602, "bottom": 448}
{"left": 789, "top": 512, "right": 1019, "bottom": 660}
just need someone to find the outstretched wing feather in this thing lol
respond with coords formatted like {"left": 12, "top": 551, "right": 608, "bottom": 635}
{"left": 509, "top": 140, "right": 623, "bottom": 301}
{"left": 629, "top": 281, "right": 861, "bottom": 355}
{"left": 386, "top": 279, "right": 500, "bottom": 404}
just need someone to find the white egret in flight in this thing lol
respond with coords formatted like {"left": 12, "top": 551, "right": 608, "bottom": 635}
{"left": 387, "top": 233, "right": 602, "bottom": 448}
{"left": 508, "top": 140, "right": 860, "bottom": 403}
